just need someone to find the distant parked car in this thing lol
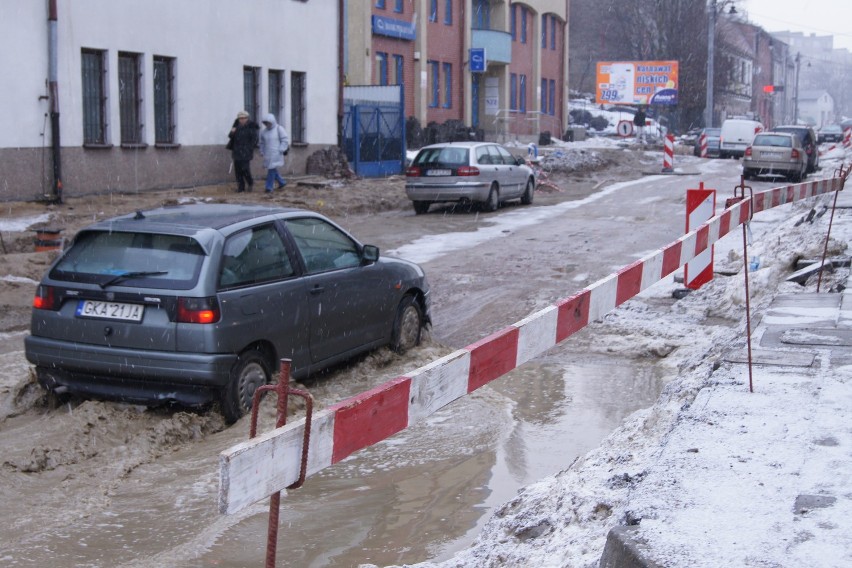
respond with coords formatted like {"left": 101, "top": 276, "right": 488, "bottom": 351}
{"left": 818, "top": 124, "right": 844, "bottom": 144}
{"left": 24, "top": 203, "right": 431, "bottom": 423}
{"left": 692, "top": 127, "right": 722, "bottom": 157}
{"left": 405, "top": 141, "right": 536, "bottom": 214}
{"left": 719, "top": 118, "right": 764, "bottom": 159}
{"left": 742, "top": 132, "right": 807, "bottom": 182}
{"left": 771, "top": 125, "right": 819, "bottom": 173}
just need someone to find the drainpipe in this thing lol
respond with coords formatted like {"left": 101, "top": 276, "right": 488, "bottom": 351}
{"left": 337, "top": 0, "right": 344, "bottom": 148}
{"left": 48, "top": 0, "right": 62, "bottom": 203}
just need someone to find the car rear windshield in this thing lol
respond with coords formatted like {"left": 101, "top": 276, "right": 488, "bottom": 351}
{"left": 754, "top": 135, "right": 791, "bottom": 147}
{"left": 50, "top": 230, "right": 205, "bottom": 290}
{"left": 413, "top": 147, "right": 470, "bottom": 168}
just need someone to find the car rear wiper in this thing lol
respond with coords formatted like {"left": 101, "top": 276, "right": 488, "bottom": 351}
{"left": 99, "top": 270, "right": 168, "bottom": 289}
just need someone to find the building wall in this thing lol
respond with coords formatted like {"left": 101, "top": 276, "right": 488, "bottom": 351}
{"left": 0, "top": 0, "right": 339, "bottom": 201}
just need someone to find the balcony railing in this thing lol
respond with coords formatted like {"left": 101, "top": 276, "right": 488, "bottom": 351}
{"left": 471, "top": 28, "right": 511, "bottom": 64}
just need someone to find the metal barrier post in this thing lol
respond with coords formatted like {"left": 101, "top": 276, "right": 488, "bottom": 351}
{"left": 730, "top": 176, "right": 755, "bottom": 393}
{"left": 248, "top": 359, "right": 314, "bottom": 568}
{"left": 817, "top": 164, "right": 851, "bottom": 292}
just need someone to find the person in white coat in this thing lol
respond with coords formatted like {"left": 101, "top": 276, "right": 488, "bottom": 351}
{"left": 259, "top": 113, "right": 290, "bottom": 193}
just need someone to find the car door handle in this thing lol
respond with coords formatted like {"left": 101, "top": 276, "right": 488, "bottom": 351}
{"left": 310, "top": 285, "right": 325, "bottom": 295}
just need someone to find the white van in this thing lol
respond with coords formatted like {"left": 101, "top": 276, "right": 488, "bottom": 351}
{"left": 719, "top": 118, "right": 764, "bottom": 159}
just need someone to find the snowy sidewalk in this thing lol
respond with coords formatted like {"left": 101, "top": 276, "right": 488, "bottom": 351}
{"left": 602, "top": 291, "right": 852, "bottom": 567}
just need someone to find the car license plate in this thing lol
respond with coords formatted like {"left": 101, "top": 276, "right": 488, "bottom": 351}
{"left": 762, "top": 151, "right": 782, "bottom": 159}
{"left": 76, "top": 300, "right": 144, "bottom": 322}
{"left": 426, "top": 169, "right": 452, "bottom": 176}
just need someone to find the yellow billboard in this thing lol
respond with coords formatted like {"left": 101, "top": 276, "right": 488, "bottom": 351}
{"left": 596, "top": 61, "right": 679, "bottom": 106}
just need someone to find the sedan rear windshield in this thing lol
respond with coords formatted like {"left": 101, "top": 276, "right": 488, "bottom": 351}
{"left": 413, "top": 147, "right": 470, "bottom": 168}
{"left": 50, "top": 230, "right": 205, "bottom": 289}
{"left": 753, "top": 135, "right": 792, "bottom": 147}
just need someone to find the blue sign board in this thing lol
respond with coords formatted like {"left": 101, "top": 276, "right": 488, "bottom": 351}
{"left": 469, "top": 48, "right": 486, "bottom": 73}
{"left": 372, "top": 15, "right": 416, "bottom": 41}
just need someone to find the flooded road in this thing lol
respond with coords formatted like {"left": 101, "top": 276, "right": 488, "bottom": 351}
{"left": 0, "top": 155, "right": 756, "bottom": 566}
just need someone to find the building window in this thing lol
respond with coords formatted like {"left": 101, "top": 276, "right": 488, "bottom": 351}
{"left": 429, "top": 0, "right": 437, "bottom": 22}
{"left": 541, "top": 78, "right": 547, "bottom": 115}
{"left": 376, "top": 52, "right": 388, "bottom": 85}
{"left": 376, "top": 0, "right": 385, "bottom": 8}
{"left": 511, "top": 5, "right": 516, "bottom": 40}
{"left": 268, "top": 69, "right": 284, "bottom": 124}
{"left": 551, "top": 16, "right": 557, "bottom": 50}
{"left": 428, "top": 60, "right": 439, "bottom": 107}
{"left": 521, "top": 7, "right": 527, "bottom": 44}
{"left": 542, "top": 14, "right": 547, "bottom": 49}
{"left": 474, "top": 0, "right": 490, "bottom": 30}
{"left": 153, "top": 56, "right": 175, "bottom": 144}
{"left": 444, "top": 0, "right": 452, "bottom": 24}
{"left": 519, "top": 74, "right": 527, "bottom": 113}
{"left": 549, "top": 79, "right": 556, "bottom": 115}
{"left": 393, "top": 54, "right": 404, "bottom": 85}
{"left": 290, "top": 71, "right": 306, "bottom": 143}
{"left": 510, "top": 73, "right": 517, "bottom": 111}
{"left": 81, "top": 49, "right": 107, "bottom": 145}
{"left": 443, "top": 62, "right": 452, "bottom": 108}
{"left": 394, "top": 0, "right": 402, "bottom": 12}
{"left": 243, "top": 66, "right": 261, "bottom": 123}
{"left": 118, "top": 52, "right": 142, "bottom": 144}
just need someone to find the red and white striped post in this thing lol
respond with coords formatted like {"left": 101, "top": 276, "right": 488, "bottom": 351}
{"left": 662, "top": 134, "right": 675, "bottom": 172}
{"left": 844, "top": 127, "right": 851, "bottom": 149}
{"left": 699, "top": 132, "right": 708, "bottom": 158}
{"left": 684, "top": 182, "right": 716, "bottom": 289}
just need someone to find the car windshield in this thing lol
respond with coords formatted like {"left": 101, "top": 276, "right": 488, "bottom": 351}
{"left": 754, "top": 135, "right": 791, "bottom": 147}
{"left": 822, "top": 125, "right": 842, "bottom": 133}
{"left": 413, "top": 147, "right": 470, "bottom": 168}
{"left": 51, "top": 230, "right": 205, "bottom": 289}
{"left": 705, "top": 128, "right": 721, "bottom": 136}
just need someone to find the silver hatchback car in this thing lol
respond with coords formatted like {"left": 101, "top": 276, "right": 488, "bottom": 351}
{"left": 742, "top": 132, "right": 807, "bottom": 182}
{"left": 405, "top": 141, "right": 536, "bottom": 214}
{"left": 25, "top": 203, "right": 430, "bottom": 422}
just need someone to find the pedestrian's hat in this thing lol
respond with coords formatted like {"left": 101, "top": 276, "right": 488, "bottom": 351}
{"left": 236, "top": 110, "right": 249, "bottom": 118}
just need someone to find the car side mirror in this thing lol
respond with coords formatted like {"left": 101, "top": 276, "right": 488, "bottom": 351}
{"left": 515, "top": 156, "right": 525, "bottom": 166}
{"left": 362, "top": 244, "right": 379, "bottom": 264}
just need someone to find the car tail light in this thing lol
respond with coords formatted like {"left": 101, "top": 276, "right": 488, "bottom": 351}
{"left": 744, "top": 147, "right": 752, "bottom": 157}
{"left": 456, "top": 166, "right": 480, "bottom": 176}
{"left": 177, "top": 297, "right": 221, "bottom": 324}
{"left": 791, "top": 149, "right": 800, "bottom": 160}
{"left": 405, "top": 166, "right": 422, "bottom": 177}
{"left": 32, "top": 285, "right": 59, "bottom": 311}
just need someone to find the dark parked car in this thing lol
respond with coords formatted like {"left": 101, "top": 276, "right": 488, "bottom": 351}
{"left": 405, "top": 141, "right": 536, "bottom": 214}
{"left": 742, "top": 132, "right": 807, "bottom": 182}
{"left": 692, "top": 127, "right": 721, "bottom": 157}
{"left": 818, "top": 124, "right": 844, "bottom": 144}
{"left": 770, "top": 125, "right": 819, "bottom": 173}
{"left": 25, "top": 204, "right": 431, "bottom": 422}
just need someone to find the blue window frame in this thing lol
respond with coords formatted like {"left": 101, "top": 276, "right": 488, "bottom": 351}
{"left": 510, "top": 73, "right": 517, "bottom": 111}
{"left": 549, "top": 79, "right": 556, "bottom": 115}
{"left": 394, "top": 0, "right": 403, "bottom": 13}
{"left": 510, "top": 5, "right": 516, "bottom": 40}
{"left": 376, "top": 0, "right": 385, "bottom": 8}
{"left": 541, "top": 78, "right": 547, "bottom": 114}
{"left": 551, "top": 16, "right": 557, "bottom": 50}
{"left": 393, "top": 54, "right": 404, "bottom": 86}
{"left": 377, "top": 52, "right": 388, "bottom": 86}
{"left": 542, "top": 14, "right": 547, "bottom": 49}
{"left": 521, "top": 7, "right": 527, "bottom": 44}
{"left": 443, "top": 62, "right": 452, "bottom": 108}
{"left": 429, "top": 0, "right": 437, "bottom": 22}
{"left": 429, "top": 60, "right": 439, "bottom": 107}
{"left": 519, "top": 74, "right": 527, "bottom": 113}
{"left": 444, "top": 0, "right": 452, "bottom": 24}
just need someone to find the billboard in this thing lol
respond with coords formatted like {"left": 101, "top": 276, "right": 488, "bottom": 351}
{"left": 596, "top": 61, "right": 679, "bottom": 106}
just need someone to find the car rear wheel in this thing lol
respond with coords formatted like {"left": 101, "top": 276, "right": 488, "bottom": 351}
{"left": 483, "top": 185, "right": 499, "bottom": 212}
{"left": 391, "top": 295, "right": 423, "bottom": 354}
{"left": 521, "top": 178, "right": 534, "bottom": 205}
{"left": 221, "top": 349, "right": 271, "bottom": 424}
{"left": 413, "top": 201, "right": 430, "bottom": 215}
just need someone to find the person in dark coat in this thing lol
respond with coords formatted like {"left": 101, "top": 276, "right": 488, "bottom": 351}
{"left": 633, "top": 106, "right": 647, "bottom": 144}
{"left": 228, "top": 110, "right": 259, "bottom": 193}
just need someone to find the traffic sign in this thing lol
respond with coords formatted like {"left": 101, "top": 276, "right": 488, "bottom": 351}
{"left": 470, "top": 48, "right": 486, "bottom": 73}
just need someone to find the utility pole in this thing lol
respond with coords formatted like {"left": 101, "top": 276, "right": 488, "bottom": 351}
{"left": 705, "top": 1, "right": 716, "bottom": 128}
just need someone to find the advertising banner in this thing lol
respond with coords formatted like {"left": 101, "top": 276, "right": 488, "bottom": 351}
{"left": 596, "top": 61, "right": 679, "bottom": 106}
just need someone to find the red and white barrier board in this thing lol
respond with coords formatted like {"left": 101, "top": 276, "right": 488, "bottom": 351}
{"left": 219, "top": 175, "right": 846, "bottom": 515}
{"left": 685, "top": 184, "right": 716, "bottom": 289}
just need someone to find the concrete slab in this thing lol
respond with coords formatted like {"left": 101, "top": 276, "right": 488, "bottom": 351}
{"left": 724, "top": 348, "right": 816, "bottom": 367}
{"left": 778, "top": 328, "right": 852, "bottom": 347}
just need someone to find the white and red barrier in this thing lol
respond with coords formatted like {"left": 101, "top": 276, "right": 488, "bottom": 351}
{"left": 685, "top": 184, "right": 716, "bottom": 289}
{"left": 662, "top": 134, "right": 675, "bottom": 172}
{"left": 699, "top": 133, "right": 708, "bottom": 158}
{"left": 844, "top": 128, "right": 851, "bottom": 149}
{"left": 219, "top": 175, "right": 847, "bottom": 515}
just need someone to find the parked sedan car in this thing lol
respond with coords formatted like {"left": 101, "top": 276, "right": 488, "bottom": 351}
{"left": 742, "top": 132, "right": 807, "bottom": 182}
{"left": 692, "top": 127, "right": 722, "bottom": 157}
{"left": 770, "top": 125, "right": 819, "bottom": 173}
{"left": 25, "top": 203, "right": 431, "bottom": 423}
{"left": 405, "top": 141, "right": 536, "bottom": 214}
{"left": 818, "top": 124, "right": 844, "bottom": 144}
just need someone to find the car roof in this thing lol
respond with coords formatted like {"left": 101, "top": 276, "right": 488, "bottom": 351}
{"left": 755, "top": 132, "right": 794, "bottom": 140}
{"left": 419, "top": 141, "right": 496, "bottom": 149}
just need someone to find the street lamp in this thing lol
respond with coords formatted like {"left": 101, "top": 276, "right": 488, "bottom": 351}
{"left": 705, "top": 1, "right": 716, "bottom": 128}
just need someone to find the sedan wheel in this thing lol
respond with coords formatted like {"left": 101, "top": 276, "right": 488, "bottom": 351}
{"left": 413, "top": 201, "right": 430, "bottom": 215}
{"left": 391, "top": 296, "right": 423, "bottom": 354}
{"left": 483, "top": 185, "right": 499, "bottom": 212}
{"left": 221, "top": 350, "right": 271, "bottom": 424}
{"left": 521, "top": 178, "right": 534, "bottom": 205}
